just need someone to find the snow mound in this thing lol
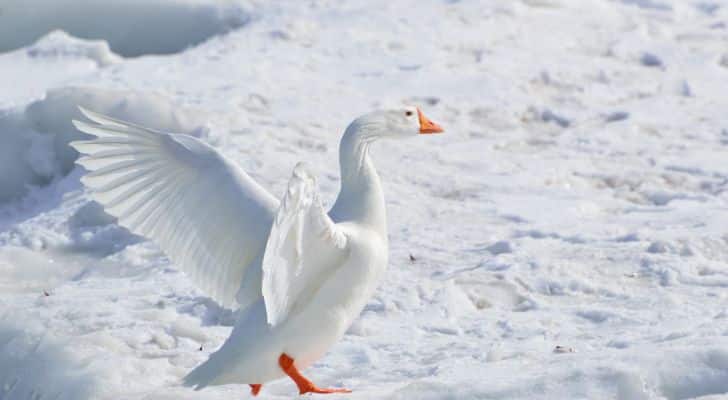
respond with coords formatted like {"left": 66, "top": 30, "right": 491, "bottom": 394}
{"left": 0, "top": 247, "right": 84, "bottom": 294}
{"left": 0, "top": 0, "right": 252, "bottom": 57}
{"left": 657, "top": 348, "right": 728, "bottom": 400}
{"left": 26, "top": 30, "right": 122, "bottom": 67}
{"left": 0, "top": 323, "right": 97, "bottom": 400}
{"left": 0, "top": 87, "right": 210, "bottom": 202}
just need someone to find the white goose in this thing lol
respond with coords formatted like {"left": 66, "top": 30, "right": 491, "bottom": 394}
{"left": 70, "top": 106, "right": 443, "bottom": 396}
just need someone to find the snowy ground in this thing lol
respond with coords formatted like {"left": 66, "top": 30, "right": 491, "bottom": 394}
{"left": 2, "top": 0, "right": 728, "bottom": 399}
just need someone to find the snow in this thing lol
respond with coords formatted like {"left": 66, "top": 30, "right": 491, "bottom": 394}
{"left": 1, "top": 0, "right": 728, "bottom": 399}
{"left": 26, "top": 31, "right": 122, "bottom": 67}
{"left": 0, "top": 0, "right": 252, "bottom": 56}
{"left": 0, "top": 323, "right": 97, "bottom": 400}
{"left": 0, "top": 86, "right": 210, "bottom": 202}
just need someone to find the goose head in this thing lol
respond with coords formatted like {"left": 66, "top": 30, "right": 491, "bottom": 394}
{"left": 346, "top": 106, "right": 444, "bottom": 139}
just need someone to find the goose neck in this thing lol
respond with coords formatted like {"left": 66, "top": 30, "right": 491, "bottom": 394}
{"left": 331, "top": 126, "right": 386, "bottom": 233}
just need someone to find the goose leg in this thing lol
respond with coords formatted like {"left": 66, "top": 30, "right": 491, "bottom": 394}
{"left": 278, "top": 353, "right": 352, "bottom": 395}
{"left": 249, "top": 384, "right": 262, "bottom": 396}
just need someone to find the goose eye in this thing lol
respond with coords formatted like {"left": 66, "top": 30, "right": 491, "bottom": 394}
{"left": 405, "top": 111, "right": 413, "bottom": 117}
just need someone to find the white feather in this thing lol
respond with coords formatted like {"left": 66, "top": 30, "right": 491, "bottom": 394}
{"left": 70, "top": 107, "right": 278, "bottom": 309}
{"left": 261, "top": 162, "right": 348, "bottom": 327}
{"left": 71, "top": 107, "right": 411, "bottom": 391}
{"left": 180, "top": 108, "right": 409, "bottom": 390}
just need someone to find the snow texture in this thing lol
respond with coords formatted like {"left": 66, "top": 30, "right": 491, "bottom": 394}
{"left": 0, "top": 87, "right": 210, "bottom": 202}
{"left": 0, "top": 0, "right": 252, "bottom": 57}
{"left": 2, "top": 0, "right": 728, "bottom": 399}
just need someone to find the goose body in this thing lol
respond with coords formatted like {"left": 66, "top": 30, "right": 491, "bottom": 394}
{"left": 70, "top": 106, "right": 442, "bottom": 395}
{"left": 187, "top": 222, "right": 386, "bottom": 386}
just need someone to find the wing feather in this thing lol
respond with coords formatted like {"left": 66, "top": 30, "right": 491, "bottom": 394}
{"left": 261, "top": 163, "right": 348, "bottom": 326}
{"left": 70, "top": 107, "right": 278, "bottom": 308}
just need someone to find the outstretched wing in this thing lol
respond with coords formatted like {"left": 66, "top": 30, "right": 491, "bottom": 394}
{"left": 261, "top": 163, "right": 349, "bottom": 326}
{"left": 70, "top": 107, "right": 278, "bottom": 309}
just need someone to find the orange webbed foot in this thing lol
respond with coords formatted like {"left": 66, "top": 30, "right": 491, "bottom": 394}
{"left": 300, "top": 386, "right": 352, "bottom": 395}
{"left": 278, "top": 353, "right": 352, "bottom": 395}
{"left": 250, "top": 383, "right": 262, "bottom": 396}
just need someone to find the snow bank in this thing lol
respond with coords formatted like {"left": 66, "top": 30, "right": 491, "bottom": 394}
{"left": 0, "top": 0, "right": 252, "bottom": 57}
{"left": 0, "top": 87, "right": 210, "bottom": 202}
{"left": 381, "top": 345, "right": 728, "bottom": 400}
{"left": 0, "top": 322, "right": 97, "bottom": 400}
{"left": 26, "top": 30, "right": 122, "bottom": 67}
{"left": 0, "top": 246, "right": 84, "bottom": 294}
{"left": 657, "top": 348, "right": 728, "bottom": 400}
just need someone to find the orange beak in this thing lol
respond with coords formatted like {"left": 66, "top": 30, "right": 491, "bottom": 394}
{"left": 417, "top": 108, "right": 444, "bottom": 134}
